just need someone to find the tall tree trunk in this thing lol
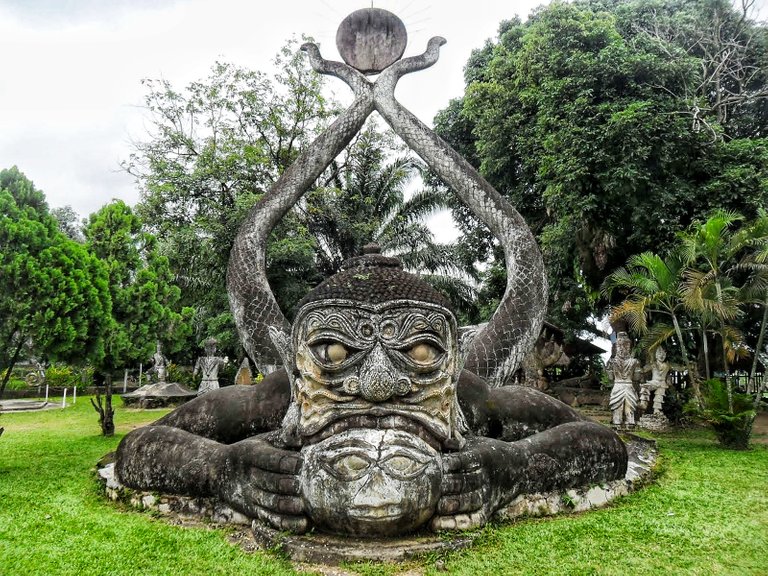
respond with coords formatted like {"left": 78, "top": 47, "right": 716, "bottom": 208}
{"left": 749, "top": 297, "right": 768, "bottom": 404}
{"left": 702, "top": 326, "right": 711, "bottom": 381}
{"left": 90, "top": 373, "right": 115, "bottom": 436}
{"left": 0, "top": 333, "right": 26, "bottom": 400}
{"left": 722, "top": 326, "right": 734, "bottom": 414}
{"left": 672, "top": 313, "right": 701, "bottom": 405}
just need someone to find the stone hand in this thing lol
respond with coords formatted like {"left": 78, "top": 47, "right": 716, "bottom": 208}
{"left": 432, "top": 438, "right": 503, "bottom": 531}
{"left": 221, "top": 433, "right": 308, "bottom": 534}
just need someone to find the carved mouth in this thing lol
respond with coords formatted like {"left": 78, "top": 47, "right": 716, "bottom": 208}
{"left": 348, "top": 505, "right": 404, "bottom": 520}
{"left": 304, "top": 414, "right": 441, "bottom": 450}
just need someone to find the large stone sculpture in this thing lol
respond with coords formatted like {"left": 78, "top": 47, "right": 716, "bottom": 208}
{"left": 607, "top": 332, "right": 642, "bottom": 428}
{"left": 114, "top": 8, "right": 628, "bottom": 539}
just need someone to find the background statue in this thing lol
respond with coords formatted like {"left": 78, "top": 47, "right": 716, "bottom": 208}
{"left": 607, "top": 332, "right": 643, "bottom": 427}
{"left": 193, "top": 338, "right": 227, "bottom": 395}
{"left": 114, "top": 8, "right": 628, "bottom": 539}
{"left": 150, "top": 341, "right": 167, "bottom": 384}
{"left": 640, "top": 346, "right": 677, "bottom": 414}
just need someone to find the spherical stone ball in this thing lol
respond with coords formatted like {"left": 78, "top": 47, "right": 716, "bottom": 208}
{"left": 336, "top": 8, "right": 407, "bottom": 75}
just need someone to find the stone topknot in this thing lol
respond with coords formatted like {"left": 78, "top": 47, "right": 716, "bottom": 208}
{"left": 295, "top": 245, "right": 453, "bottom": 312}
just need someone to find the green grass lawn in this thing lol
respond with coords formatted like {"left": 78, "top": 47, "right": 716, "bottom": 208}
{"left": 1, "top": 397, "right": 766, "bottom": 576}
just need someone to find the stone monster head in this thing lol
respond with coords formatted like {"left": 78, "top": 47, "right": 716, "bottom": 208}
{"left": 284, "top": 246, "right": 467, "bottom": 451}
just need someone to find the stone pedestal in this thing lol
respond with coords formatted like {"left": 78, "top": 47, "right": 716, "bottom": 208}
{"left": 638, "top": 412, "right": 669, "bottom": 432}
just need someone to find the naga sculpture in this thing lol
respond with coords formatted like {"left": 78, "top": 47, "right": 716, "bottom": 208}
{"left": 115, "top": 8, "right": 628, "bottom": 538}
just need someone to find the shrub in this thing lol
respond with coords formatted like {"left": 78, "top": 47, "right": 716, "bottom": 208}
{"left": 689, "top": 379, "right": 756, "bottom": 450}
{"left": 166, "top": 363, "right": 195, "bottom": 388}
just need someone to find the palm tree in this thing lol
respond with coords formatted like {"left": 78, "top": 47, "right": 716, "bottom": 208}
{"left": 303, "top": 125, "right": 479, "bottom": 314}
{"left": 732, "top": 209, "right": 768, "bottom": 407}
{"left": 602, "top": 251, "right": 700, "bottom": 402}
{"left": 677, "top": 210, "right": 748, "bottom": 412}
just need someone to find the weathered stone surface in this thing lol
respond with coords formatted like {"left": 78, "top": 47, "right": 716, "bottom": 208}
{"left": 121, "top": 381, "right": 196, "bottom": 408}
{"left": 638, "top": 412, "right": 670, "bottom": 432}
{"left": 607, "top": 332, "right": 642, "bottom": 427}
{"left": 100, "top": 434, "right": 656, "bottom": 563}
{"left": 336, "top": 8, "right": 407, "bottom": 74}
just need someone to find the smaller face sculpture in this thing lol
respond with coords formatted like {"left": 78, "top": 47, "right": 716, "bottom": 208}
{"left": 300, "top": 428, "right": 442, "bottom": 536}
{"left": 655, "top": 347, "right": 666, "bottom": 362}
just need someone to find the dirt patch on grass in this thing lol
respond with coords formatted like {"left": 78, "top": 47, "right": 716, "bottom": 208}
{"left": 751, "top": 411, "right": 768, "bottom": 445}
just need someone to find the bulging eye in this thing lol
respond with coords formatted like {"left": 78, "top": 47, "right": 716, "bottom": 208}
{"left": 381, "top": 455, "right": 427, "bottom": 479}
{"left": 326, "top": 453, "right": 373, "bottom": 480}
{"left": 406, "top": 342, "right": 440, "bottom": 364}
{"left": 312, "top": 342, "right": 349, "bottom": 365}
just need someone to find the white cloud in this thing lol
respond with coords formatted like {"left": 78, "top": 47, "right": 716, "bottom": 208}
{"left": 0, "top": 0, "right": 544, "bottom": 218}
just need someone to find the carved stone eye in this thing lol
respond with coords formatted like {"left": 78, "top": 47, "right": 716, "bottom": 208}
{"left": 330, "top": 453, "right": 373, "bottom": 480}
{"left": 407, "top": 342, "right": 439, "bottom": 364}
{"left": 381, "top": 455, "right": 427, "bottom": 479}
{"left": 313, "top": 342, "right": 349, "bottom": 365}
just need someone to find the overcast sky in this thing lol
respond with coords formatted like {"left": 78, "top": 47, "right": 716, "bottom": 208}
{"left": 0, "top": 0, "right": 549, "bottom": 222}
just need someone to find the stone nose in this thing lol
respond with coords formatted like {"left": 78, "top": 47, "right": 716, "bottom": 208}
{"left": 358, "top": 344, "right": 409, "bottom": 402}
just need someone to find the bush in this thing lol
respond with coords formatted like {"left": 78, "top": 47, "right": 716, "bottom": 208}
{"left": 44, "top": 365, "right": 80, "bottom": 389}
{"left": 690, "top": 379, "right": 756, "bottom": 450}
{"left": 166, "top": 363, "right": 195, "bottom": 388}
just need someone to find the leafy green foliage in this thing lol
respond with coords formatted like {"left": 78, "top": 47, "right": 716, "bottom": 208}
{"left": 691, "top": 379, "right": 756, "bottom": 449}
{"left": 83, "top": 200, "right": 189, "bottom": 374}
{"left": 435, "top": 0, "right": 768, "bottom": 334}
{"left": 0, "top": 168, "right": 110, "bottom": 398}
{"left": 128, "top": 41, "right": 332, "bottom": 353}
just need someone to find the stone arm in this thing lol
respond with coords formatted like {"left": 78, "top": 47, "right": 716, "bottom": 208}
{"left": 372, "top": 39, "right": 548, "bottom": 387}
{"left": 115, "top": 427, "right": 307, "bottom": 533}
{"left": 438, "top": 370, "right": 628, "bottom": 530}
{"left": 193, "top": 357, "right": 202, "bottom": 377}
{"left": 114, "top": 370, "right": 305, "bottom": 532}
{"left": 155, "top": 369, "right": 291, "bottom": 443}
{"left": 632, "top": 359, "right": 644, "bottom": 383}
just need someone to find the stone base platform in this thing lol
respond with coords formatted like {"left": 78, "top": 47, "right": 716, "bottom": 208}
{"left": 121, "top": 381, "right": 196, "bottom": 408}
{"left": 638, "top": 412, "right": 670, "bottom": 432}
{"left": 97, "top": 435, "right": 657, "bottom": 565}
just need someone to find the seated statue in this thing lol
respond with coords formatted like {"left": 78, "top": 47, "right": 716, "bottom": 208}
{"left": 115, "top": 8, "right": 628, "bottom": 538}
{"left": 640, "top": 346, "right": 677, "bottom": 415}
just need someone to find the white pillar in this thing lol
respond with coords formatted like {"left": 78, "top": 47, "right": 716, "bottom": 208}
{"left": 45, "top": 384, "right": 49, "bottom": 403}
{"left": 73, "top": 386, "right": 77, "bottom": 404}
{"left": 138, "top": 363, "right": 143, "bottom": 386}
{"left": 123, "top": 369, "right": 128, "bottom": 393}
{"left": 62, "top": 388, "right": 68, "bottom": 408}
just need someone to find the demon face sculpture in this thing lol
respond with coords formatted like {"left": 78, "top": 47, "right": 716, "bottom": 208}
{"left": 114, "top": 8, "right": 628, "bottom": 539}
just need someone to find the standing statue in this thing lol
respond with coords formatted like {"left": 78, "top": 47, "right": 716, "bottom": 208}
{"left": 607, "top": 332, "right": 642, "bottom": 428}
{"left": 114, "top": 8, "right": 628, "bottom": 539}
{"left": 151, "top": 341, "right": 167, "bottom": 384}
{"left": 193, "top": 338, "right": 227, "bottom": 395}
{"left": 640, "top": 347, "right": 677, "bottom": 414}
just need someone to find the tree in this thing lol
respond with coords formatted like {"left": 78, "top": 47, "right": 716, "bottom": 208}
{"left": 84, "top": 200, "right": 188, "bottom": 435}
{"left": 603, "top": 251, "right": 700, "bottom": 401}
{"left": 0, "top": 168, "right": 110, "bottom": 399}
{"left": 435, "top": 0, "right": 768, "bottom": 334}
{"left": 127, "top": 41, "right": 333, "bottom": 352}
{"left": 734, "top": 208, "right": 768, "bottom": 401}
{"left": 51, "top": 205, "right": 85, "bottom": 242}
{"left": 128, "top": 41, "right": 475, "bottom": 350}
{"left": 304, "top": 124, "right": 479, "bottom": 317}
